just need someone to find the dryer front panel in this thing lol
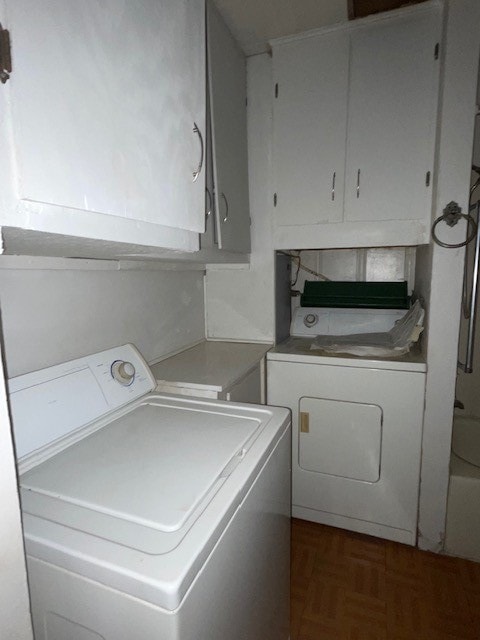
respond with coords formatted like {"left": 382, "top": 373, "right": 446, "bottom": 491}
{"left": 267, "top": 359, "right": 425, "bottom": 545}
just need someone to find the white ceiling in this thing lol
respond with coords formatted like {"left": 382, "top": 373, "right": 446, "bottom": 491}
{"left": 213, "top": 0, "right": 348, "bottom": 55}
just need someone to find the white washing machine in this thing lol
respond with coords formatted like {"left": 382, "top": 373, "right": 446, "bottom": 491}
{"left": 9, "top": 344, "right": 291, "bottom": 640}
{"left": 267, "top": 306, "right": 426, "bottom": 545}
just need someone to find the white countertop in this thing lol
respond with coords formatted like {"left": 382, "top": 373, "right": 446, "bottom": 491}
{"left": 267, "top": 337, "right": 427, "bottom": 373}
{"left": 151, "top": 341, "right": 272, "bottom": 392}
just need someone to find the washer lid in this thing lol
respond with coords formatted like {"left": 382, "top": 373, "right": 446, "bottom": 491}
{"left": 21, "top": 399, "right": 260, "bottom": 545}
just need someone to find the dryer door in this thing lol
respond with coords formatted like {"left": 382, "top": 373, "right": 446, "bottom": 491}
{"left": 298, "top": 397, "right": 382, "bottom": 482}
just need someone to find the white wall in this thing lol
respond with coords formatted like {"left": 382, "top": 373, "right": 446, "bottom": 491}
{"left": 205, "top": 54, "right": 276, "bottom": 343}
{"left": 416, "top": 0, "right": 480, "bottom": 552}
{"left": 0, "top": 258, "right": 205, "bottom": 378}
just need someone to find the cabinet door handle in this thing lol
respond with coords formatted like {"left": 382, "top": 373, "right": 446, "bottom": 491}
{"left": 205, "top": 187, "right": 212, "bottom": 218}
{"left": 356, "top": 169, "right": 361, "bottom": 198}
{"left": 331, "top": 171, "right": 336, "bottom": 201}
{"left": 221, "top": 192, "right": 229, "bottom": 222}
{"left": 192, "top": 123, "right": 204, "bottom": 182}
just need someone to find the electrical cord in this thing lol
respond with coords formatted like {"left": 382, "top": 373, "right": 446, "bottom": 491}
{"left": 279, "top": 250, "right": 331, "bottom": 285}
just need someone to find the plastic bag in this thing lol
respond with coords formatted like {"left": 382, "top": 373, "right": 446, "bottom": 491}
{"left": 310, "top": 300, "right": 424, "bottom": 357}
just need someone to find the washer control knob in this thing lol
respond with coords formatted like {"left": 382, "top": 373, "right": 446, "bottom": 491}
{"left": 111, "top": 360, "right": 135, "bottom": 386}
{"left": 304, "top": 313, "right": 318, "bottom": 328}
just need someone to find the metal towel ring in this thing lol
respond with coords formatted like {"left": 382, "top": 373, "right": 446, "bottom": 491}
{"left": 431, "top": 201, "right": 477, "bottom": 249}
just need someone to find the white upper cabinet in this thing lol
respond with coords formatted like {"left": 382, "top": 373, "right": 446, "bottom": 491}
{"left": 1, "top": 0, "right": 206, "bottom": 255}
{"left": 272, "top": 1, "right": 442, "bottom": 250}
{"left": 344, "top": 10, "right": 440, "bottom": 224}
{"left": 208, "top": 2, "right": 250, "bottom": 253}
{"left": 273, "top": 31, "right": 349, "bottom": 227}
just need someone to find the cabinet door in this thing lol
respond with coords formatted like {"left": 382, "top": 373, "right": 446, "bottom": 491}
{"left": 7, "top": 0, "right": 205, "bottom": 233}
{"left": 344, "top": 7, "right": 441, "bottom": 223}
{"left": 225, "top": 365, "right": 262, "bottom": 404}
{"left": 208, "top": 2, "right": 250, "bottom": 253}
{"left": 272, "top": 31, "right": 349, "bottom": 226}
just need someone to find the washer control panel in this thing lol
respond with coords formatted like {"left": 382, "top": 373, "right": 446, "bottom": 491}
{"left": 9, "top": 344, "right": 156, "bottom": 460}
{"left": 291, "top": 307, "right": 329, "bottom": 337}
{"left": 291, "top": 306, "right": 407, "bottom": 338}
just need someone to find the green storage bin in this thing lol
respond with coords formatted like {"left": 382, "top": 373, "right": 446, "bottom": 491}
{"left": 300, "top": 280, "right": 410, "bottom": 309}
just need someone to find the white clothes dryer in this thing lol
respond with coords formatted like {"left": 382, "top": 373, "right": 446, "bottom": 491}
{"left": 267, "top": 306, "right": 426, "bottom": 545}
{"left": 10, "top": 344, "right": 291, "bottom": 640}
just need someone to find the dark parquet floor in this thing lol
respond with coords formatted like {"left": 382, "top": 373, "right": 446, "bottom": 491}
{"left": 291, "top": 518, "right": 480, "bottom": 640}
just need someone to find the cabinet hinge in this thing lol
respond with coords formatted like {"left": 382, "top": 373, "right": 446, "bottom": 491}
{"left": 426, "top": 171, "right": 431, "bottom": 187}
{"left": 273, "top": 193, "right": 277, "bottom": 207}
{"left": 275, "top": 83, "right": 279, "bottom": 98}
{"left": 434, "top": 42, "right": 439, "bottom": 60}
{"left": 0, "top": 23, "right": 12, "bottom": 84}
